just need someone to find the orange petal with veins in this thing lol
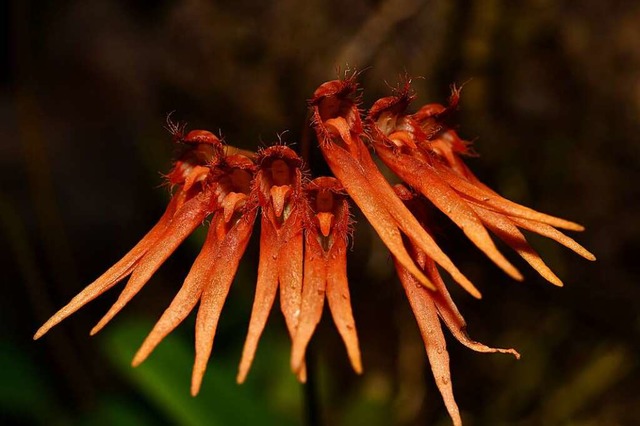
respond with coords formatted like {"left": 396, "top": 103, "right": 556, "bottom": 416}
{"left": 434, "top": 162, "right": 585, "bottom": 231}
{"left": 321, "top": 141, "right": 437, "bottom": 291}
{"left": 422, "top": 258, "right": 520, "bottom": 359}
{"left": 132, "top": 215, "right": 223, "bottom": 367}
{"left": 290, "top": 236, "right": 327, "bottom": 375}
{"left": 277, "top": 218, "right": 306, "bottom": 382}
{"left": 321, "top": 139, "right": 482, "bottom": 297}
{"left": 375, "top": 143, "right": 523, "bottom": 281}
{"left": 237, "top": 215, "right": 281, "bottom": 384}
{"left": 351, "top": 139, "right": 480, "bottom": 296}
{"left": 278, "top": 229, "right": 304, "bottom": 336}
{"left": 191, "top": 209, "right": 257, "bottom": 395}
{"left": 325, "top": 236, "right": 362, "bottom": 374}
{"left": 90, "top": 189, "right": 214, "bottom": 335}
{"left": 470, "top": 205, "right": 563, "bottom": 286}
{"left": 33, "top": 191, "right": 183, "bottom": 340}
{"left": 509, "top": 216, "right": 595, "bottom": 261}
{"left": 396, "top": 260, "right": 461, "bottom": 426}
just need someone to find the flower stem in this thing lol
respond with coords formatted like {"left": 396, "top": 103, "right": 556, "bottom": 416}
{"left": 303, "top": 344, "right": 322, "bottom": 426}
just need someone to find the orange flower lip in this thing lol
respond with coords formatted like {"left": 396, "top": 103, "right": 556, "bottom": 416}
{"left": 291, "top": 176, "right": 361, "bottom": 376}
{"left": 221, "top": 192, "right": 248, "bottom": 223}
{"left": 270, "top": 185, "right": 292, "bottom": 218}
{"left": 316, "top": 212, "right": 334, "bottom": 237}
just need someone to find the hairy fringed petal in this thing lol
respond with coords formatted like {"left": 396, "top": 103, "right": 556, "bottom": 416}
{"left": 34, "top": 131, "right": 226, "bottom": 340}
{"left": 237, "top": 145, "right": 307, "bottom": 383}
{"left": 127, "top": 154, "right": 257, "bottom": 395}
{"left": 291, "top": 177, "right": 362, "bottom": 376}
{"left": 310, "top": 76, "right": 481, "bottom": 298}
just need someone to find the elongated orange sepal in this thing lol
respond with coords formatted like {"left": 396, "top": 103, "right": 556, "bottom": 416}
{"left": 33, "top": 191, "right": 183, "bottom": 340}
{"left": 311, "top": 79, "right": 480, "bottom": 298}
{"left": 191, "top": 207, "right": 257, "bottom": 395}
{"left": 374, "top": 142, "right": 523, "bottom": 281}
{"left": 470, "top": 205, "right": 563, "bottom": 286}
{"left": 434, "top": 163, "right": 584, "bottom": 231}
{"left": 291, "top": 177, "right": 362, "bottom": 376}
{"left": 238, "top": 146, "right": 307, "bottom": 383}
{"left": 237, "top": 214, "right": 282, "bottom": 384}
{"left": 90, "top": 187, "right": 216, "bottom": 335}
{"left": 132, "top": 215, "right": 225, "bottom": 368}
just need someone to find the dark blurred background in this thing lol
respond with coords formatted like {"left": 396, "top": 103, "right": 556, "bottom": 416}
{"left": 2, "top": 1, "right": 639, "bottom": 425}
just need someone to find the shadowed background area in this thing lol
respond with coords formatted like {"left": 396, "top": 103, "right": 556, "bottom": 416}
{"left": 2, "top": 0, "right": 639, "bottom": 425}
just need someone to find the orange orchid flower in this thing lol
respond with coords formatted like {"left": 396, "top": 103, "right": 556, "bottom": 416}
{"left": 367, "top": 81, "right": 595, "bottom": 287}
{"left": 34, "top": 129, "right": 226, "bottom": 340}
{"left": 33, "top": 73, "right": 595, "bottom": 426}
{"left": 237, "top": 145, "right": 308, "bottom": 383}
{"left": 309, "top": 75, "right": 481, "bottom": 298}
{"left": 34, "top": 128, "right": 260, "bottom": 396}
{"left": 290, "top": 177, "right": 362, "bottom": 377}
{"left": 132, "top": 154, "right": 258, "bottom": 396}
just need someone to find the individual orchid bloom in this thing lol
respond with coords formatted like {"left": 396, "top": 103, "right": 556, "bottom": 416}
{"left": 34, "top": 129, "right": 226, "bottom": 340}
{"left": 309, "top": 76, "right": 481, "bottom": 298}
{"left": 237, "top": 145, "right": 308, "bottom": 383}
{"left": 393, "top": 184, "right": 520, "bottom": 426}
{"left": 130, "top": 154, "right": 258, "bottom": 396}
{"left": 290, "top": 177, "right": 362, "bottom": 377}
{"left": 367, "top": 82, "right": 595, "bottom": 287}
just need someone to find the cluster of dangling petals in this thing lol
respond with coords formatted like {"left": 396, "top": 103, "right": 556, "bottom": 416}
{"left": 308, "top": 75, "right": 594, "bottom": 426}
{"left": 35, "top": 73, "right": 594, "bottom": 425}
{"left": 33, "top": 127, "right": 359, "bottom": 396}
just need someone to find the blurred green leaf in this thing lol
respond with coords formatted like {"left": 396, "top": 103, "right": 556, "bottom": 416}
{"left": 102, "top": 319, "right": 296, "bottom": 426}
{"left": 77, "top": 395, "right": 157, "bottom": 426}
{"left": 0, "top": 343, "right": 65, "bottom": 425}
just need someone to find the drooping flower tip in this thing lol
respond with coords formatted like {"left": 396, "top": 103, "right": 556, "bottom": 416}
{"left": 237, "top": 144, "right": 308, "bottom": 384}
{"left": 291, "top": 176, "right": 361, "bottom": 376}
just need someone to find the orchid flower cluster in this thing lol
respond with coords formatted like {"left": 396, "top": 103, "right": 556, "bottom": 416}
{"left": 34, "top": 74, "right": 594, "bottom": 425}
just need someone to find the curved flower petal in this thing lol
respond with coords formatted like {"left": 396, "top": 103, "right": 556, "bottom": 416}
{"left": 191, "top": 208, "right": 257, "bottom": 395}
{"left": 374, "top": 142, "right": 523, "bottom": 281}
{"left": 237, "top": 214, "right": 281, "bottom": 384}
{"left": 132, "top": 216, "right": 223, "bottom": 368}
{"left": 396, "top": 261, "right": 461, "bottom": 426}
{"left": 33, "top": 191, "right": 183, "bottom": 340}
{"left": 310, "top": 79, "right": 480, "bottom": 298}
{"left": 291, "top": 177, "right": 362, "bottom": 375}
{"left": 90, "top": 187, "right": 216, "bottom": 335}
{"left": 470, "top": 204, "right": 563, "bottom": 286}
